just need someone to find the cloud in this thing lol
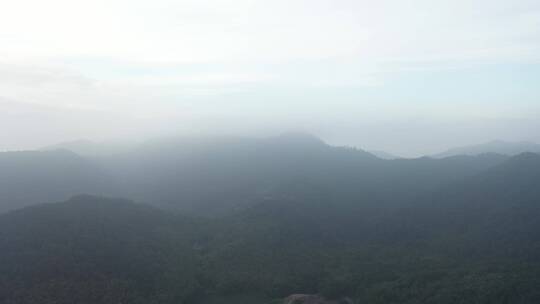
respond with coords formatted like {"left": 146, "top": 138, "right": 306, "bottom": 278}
{"left": 2, "top": 0, "right": 539, "bottom": 65}
{"left": 0, "top": 0, "right": 539, "bottom": 153}
{"left": 0, "top": 63, "right": 93, "bottom": 87}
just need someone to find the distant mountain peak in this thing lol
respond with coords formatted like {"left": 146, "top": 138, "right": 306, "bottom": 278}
{"left": 270, "top": 132, "right": 327, "bottom": 147}
{"left": 42, "top": 139, "right": 135, "bottom": 157}
{"left": 433, "top": 140, "right": 540, "bottom": 158}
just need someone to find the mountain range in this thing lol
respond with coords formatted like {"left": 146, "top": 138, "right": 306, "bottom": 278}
{"left": 432, "top": 140, "right": 540, "bottom": 158}
{"left": 1, "top": 134, "right": 539, "bottom": 303}
{"left": 1, "top": 133, "right": 510, "bottom": 215}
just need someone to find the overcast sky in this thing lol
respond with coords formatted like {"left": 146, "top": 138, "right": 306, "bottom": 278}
{"left": 1, "top": 0, "right": 539, "bottom": 156}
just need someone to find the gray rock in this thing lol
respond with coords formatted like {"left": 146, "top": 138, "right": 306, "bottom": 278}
{"left": 283, "top": 294, "right": 353, "bottom": 304}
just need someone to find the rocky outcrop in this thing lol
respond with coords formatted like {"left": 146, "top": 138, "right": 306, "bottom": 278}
{"left": 284, "top": 294, "right": 353, "bottom": 304}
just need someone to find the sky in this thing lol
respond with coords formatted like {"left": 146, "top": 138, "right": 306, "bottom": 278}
{"left": 1, "top": 0, "right": 539, "bottom": 156}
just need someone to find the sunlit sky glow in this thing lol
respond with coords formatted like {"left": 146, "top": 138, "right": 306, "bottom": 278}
{"left": 1, "top": 0, "right": 539, "bottom": 156}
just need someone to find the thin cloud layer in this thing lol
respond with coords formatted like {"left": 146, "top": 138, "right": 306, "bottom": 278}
{"left": 0, "top": 0, "right": 539, "bottom": 155}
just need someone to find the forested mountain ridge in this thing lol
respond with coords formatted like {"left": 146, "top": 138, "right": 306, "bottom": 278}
{"left": 1, "top": 152, "right": 540, "bottom": 303}
{"left": 384, "top": 152, "right": 540, "bottom": 257}
{"left": 0, "top": 195, "right": 206, "bottom": 304}
{"left": 0, "top": 134, "right": 511, "bottom": 215}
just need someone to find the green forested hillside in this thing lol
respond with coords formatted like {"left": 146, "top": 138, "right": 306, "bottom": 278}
{"left": 1, "top": 153, "right": 540, "bottom": 303}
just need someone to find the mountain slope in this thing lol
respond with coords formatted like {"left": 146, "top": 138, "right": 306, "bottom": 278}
{"left": 3, "top": 153, "right": 540, "bottom": 304}
{"left": 390, "top": 152, "right": 540, "bottom": 260}
{"left": 0, "top": 150, "right": 114, "bottom": 213}
{"left": 99, "top": 134, "right": 507, "bottom": 216}
{"left": 206, "top": 153, "right": 540, "bottom": 303}
{"left": 0, "top": 195, "right": 205, "bottom": 304}
{"left": 100, "top": 133, "right": 381, "bottom": 215}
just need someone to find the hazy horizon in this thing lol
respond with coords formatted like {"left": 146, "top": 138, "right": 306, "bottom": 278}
{"left": 2, "top": 132, "right": 540, "bottom": 160}
{"left": 1, "top": 0, "right": 540, "bottom": 157}
{"left": 3, "top": 2, "right": 540, "bottom": 302}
